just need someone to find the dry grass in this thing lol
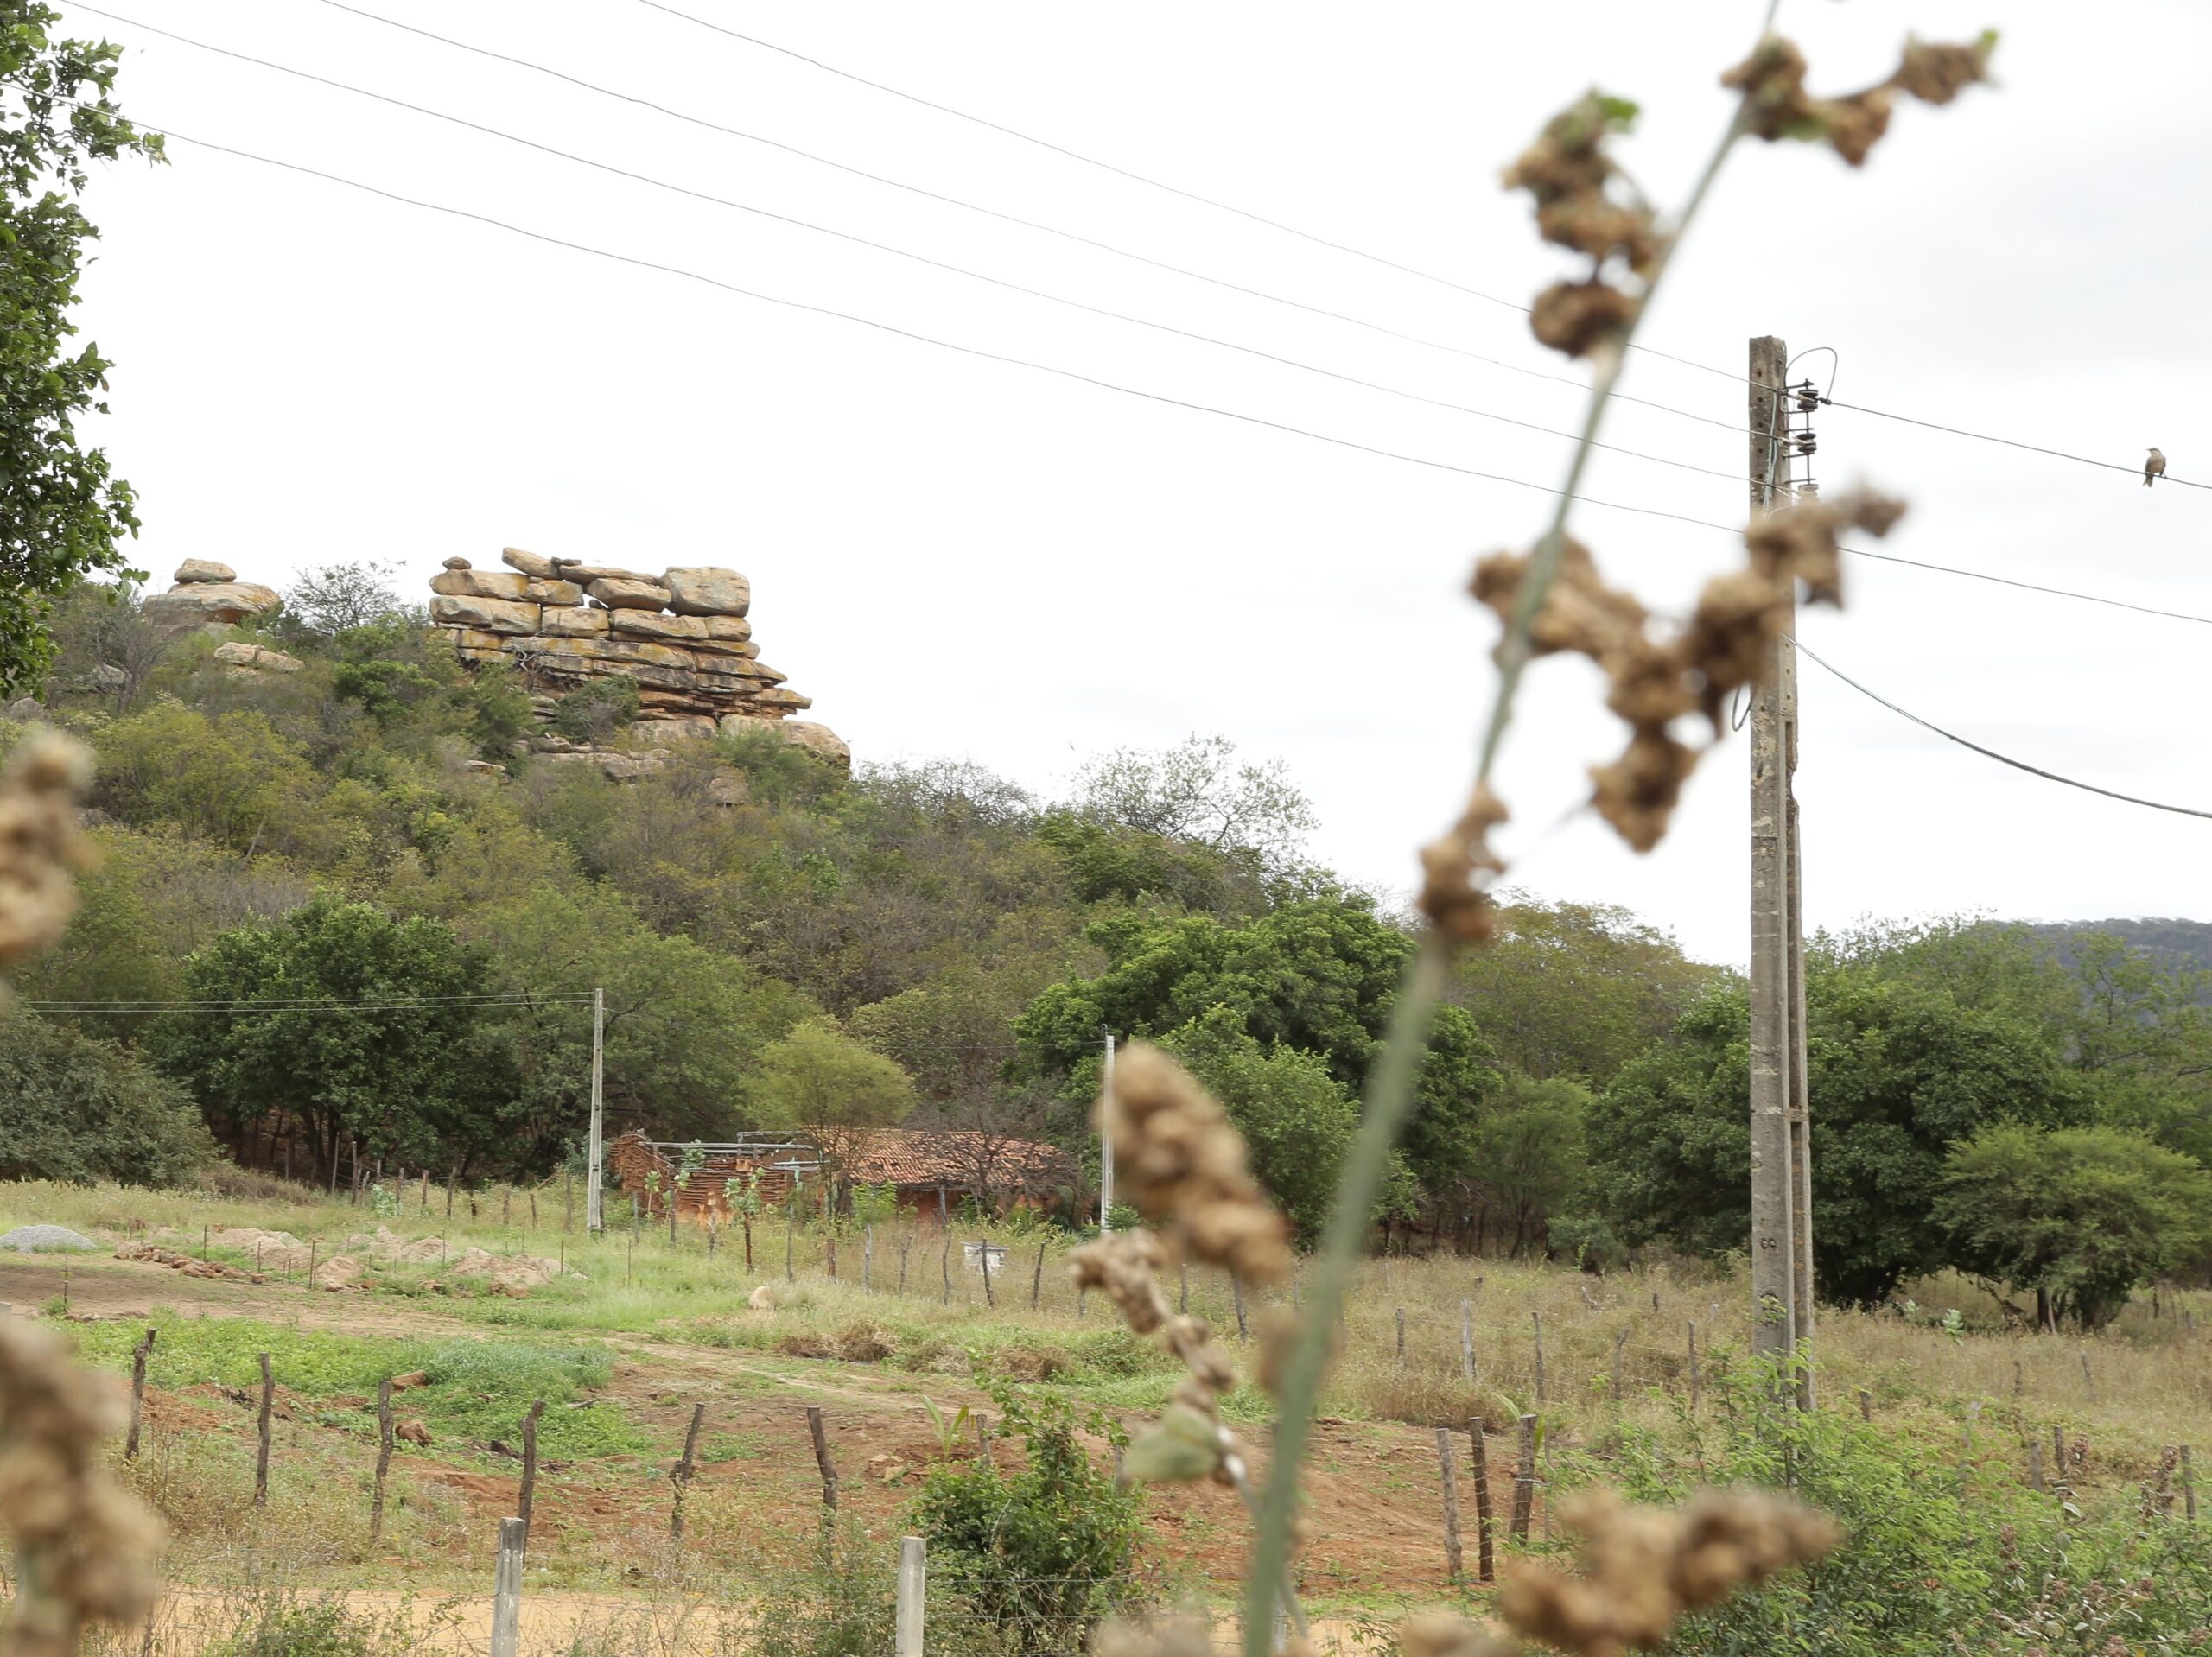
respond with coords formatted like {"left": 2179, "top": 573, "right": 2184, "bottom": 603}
{"left": 10, "top": 1177, "right": 2209, "bottom": 1473}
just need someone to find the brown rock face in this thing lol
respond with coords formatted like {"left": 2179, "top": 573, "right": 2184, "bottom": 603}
{"left": 430, "top": 594, "right": 541, "bottom": 634}
{"left": 174, "top": 558, "right": 237, "bottom": 584}
{"left": 144, "top": 581, "right": 283, "bottom": 629}
{"left": 429, "top": 549, "right": 839, "bottom": 767}
{"left": 501, "top": 547, "right": 559, "bottom": 578}
{"left": 587, "top": 577, "right": 673, "bottom": 610}
{"left": 431, "top": 568, "right": 531, "bottom": 601}
{"left": 608, "top": 610, "right": 709, "bottom": 642}
{"left": 663, "top": 567, "right": 752, "bottom": 617}
{"left": 537, "top": 606, "right": 611, "bottom": 638}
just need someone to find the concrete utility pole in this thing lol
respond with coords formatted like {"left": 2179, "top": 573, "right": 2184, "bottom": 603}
{"left": 1746, "top": 334, "right": 1815, "bottom": 1405}
{"left": 1099, "top": 1027, "right": 1116, "bottom": 1233}
{"left": 586, "top": 986, "right": 606, "bottom": 1235}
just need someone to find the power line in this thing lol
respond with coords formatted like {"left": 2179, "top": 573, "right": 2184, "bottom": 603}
{"left": 18, "top": 994, "right": 596, "bottom": 1012}
{"left": 40, "top": 99, "right": 2212, "bottom": 637}
{"left": 69, "top": 5, "right": 1738, "bottom": 486}
{"left": 632, "top": 0, "right": 1751, "bottom": 387}
{"left": 1790, "top": 636, "right": 2212, "bottom": 822}
{"left": 1822, "top": 397, "right": 2211, "bottom": 492}
{"left": 291, "top": 0, "right": 1737, "bottom": 436}
{"left": 36, "top": 98, "right": 1758, "bottom": 524}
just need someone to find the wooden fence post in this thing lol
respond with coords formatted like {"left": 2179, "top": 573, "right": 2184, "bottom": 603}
{"left": 1611, "top": 1329, "right": 1626, "bottom": 1402}
{"left": 670, "top": 1402, "right": 706, "bottom": 1540}
{"left": 125, "top": 1327, "right": 155, "bottom": 1460}
{"left": 2026, "top": 1432, "right": 2046, "bottom": 1492}
{"left": 1467, "top": 1421, "right": 1495, "bottom": 1584}
{"left": 1510, "top": 1413, "right": 1537, "bottom": 1540}
{"left": 827, "top": 1235, "right": 838, "bottom": 1281}
{"left": 370, "top": 1379, "right": 394, "bottom": 1543}
{"left": 490, "top": 1516, "right": 524, "bottom": 1657}
{"left": 669, "top": 1194, "right": 678, "bottom": 1248}
{"left": 1433, "top": 1428, "right": 1465, "bottom": 1584}
{"left": 1532, "top": 1312, "right": 1547, "bottom": 1406}
{"left": 2081, "top": 1351, "right": 2098, "bottom": 1405}
{"left": 898, "top": 1228, "right": 912, "bottom": 1296}
{"left": 518, "top": 1401, "right": 544, "bottom": 1539}
{"left": 742, "top": 1211, "right": 753, "bottom": 1273}
{"left": 1460, "top": 1300, "right": 1475, "bottom": 1383}
{"left": 785, "top": 1205, "right": 795, "bottom": 1284}
{"left": 979, "top": 1242, "right": 995, "bottom": 1308}
{"left": 565, "top": 1167, "right": 574, "bottom": 1235}
{"left": 1395, "top": 1308, "right": 1407, "bottom": 1368}
{"left": 1687, "top": 1322, "right": 1700, "bottom": 1413}
{"left": 2182, "top": 1445, "right": 2196, "bottom": 1522}
{"left": 940, "top": 1233, "right": 952, "bottom": 1306}
{"left": 1232, "top": 1272, "right": 1248, "bottom": 1342}
{"left": 863, "top": 1226, "right": 874, "bottom": 1292}
{"left": 1030, "top": 1241, "right": 1046, "bottom": 1311}
{"left": 805, "top": 1406, "right": 839, "bottom": 1528}
{"left": 896, "top": 1535, "right": 926, "bottom": 1657}
{"left": 1858, "top": 1388, "right": 1872, "bottom": 1423}
{"left": 254, "top": 1353, "right": 273, "bottom": 1506}
{"left": 1179, "top": 1260, "right": 1189, "bottom": 1315}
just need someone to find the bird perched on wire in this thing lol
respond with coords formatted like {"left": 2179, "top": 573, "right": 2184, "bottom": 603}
{"left": 2145, "top": 447, "right": 2166, "bottom": 487}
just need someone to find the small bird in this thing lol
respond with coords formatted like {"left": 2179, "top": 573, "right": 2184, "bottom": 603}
{"left": 2145, "top": 447, "right": 2167, "bottom": 487}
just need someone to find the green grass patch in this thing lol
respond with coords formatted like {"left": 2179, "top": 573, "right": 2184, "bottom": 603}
{"left": 67, "top": 1313, "right": 644, "bottom": 1458}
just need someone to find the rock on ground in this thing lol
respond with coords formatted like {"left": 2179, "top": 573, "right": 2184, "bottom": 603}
{"left": 0, "top": 1224, "right": 99, "bottom": 1253}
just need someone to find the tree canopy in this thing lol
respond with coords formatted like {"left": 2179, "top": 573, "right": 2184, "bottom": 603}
{"left": 0, "top": 5, "right": 162, "bottom": 689}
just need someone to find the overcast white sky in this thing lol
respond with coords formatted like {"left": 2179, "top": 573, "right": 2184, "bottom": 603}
{"left": 56, "top": 0, "right": 2212, "bottom": 966}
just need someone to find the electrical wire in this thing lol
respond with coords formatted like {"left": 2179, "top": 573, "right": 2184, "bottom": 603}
{"left": 33, "top": 96, "right": 2212, "bottom": 636}
{"left": 31, "top": 96, "right": 1765, "bottom": 524}
{"left": 16, "top": 994, "right": 596, "bottom": 1011}
{"left": 63, "top": 5, "right": 1739, "bottom": 486}
{"left": 632, "top": 0, "right": 1754, "bottom": 386}
{"left": 1822, "top": 397, "right": 2209, "bottom": 492}
{"left": 284, "top": 0, "right": 1738, "bottom": 436}
{"left": 1789, "top": 636, "right": 2212, "bottom": 822}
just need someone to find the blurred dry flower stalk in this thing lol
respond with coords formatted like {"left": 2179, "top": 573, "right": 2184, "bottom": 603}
{"left": 1069, "top": 1044, "right": 1290, "bottom": 1491}
{"left": 0, "top": 728, "right": 164, "bottom": 1657}
{"left": 1394, "top": 1489, "right": 1839, "bottom": 1657}
{"left": 1417, "top": 28, "right": 1993, "bottom": 946}
{"left": 0, "top": 729, "right": 95, "bottom": 968}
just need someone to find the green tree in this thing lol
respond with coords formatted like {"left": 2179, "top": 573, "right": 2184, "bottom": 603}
{"left": 0, "top": 5, "right": 163, "bottom": 691}
{"left": 1937, "top": 1123, "right": 2212, "bottom": 1328}
{"left": 467, "top": 883, "right": 811, "bottom": 1152}
{"left": 149, "top": 895, "right": 518, "bottom": 1181}
{"left": 1069, "top": 732, "right": 1316, "bottom": 878}
{"left": 1161, "top": 1006, "right": 1361, "bottom": 1243}
{"left": 1587, "top": 971, "right": 2088, "bottom": 1304}
{"left": 0, "top": 1006, "right": 215, "bottom": 1185}
{"left": 1448, "top": 894, "right": 1716, "bottom": 1087}
{"left": 1467, "top": 1075, "right": 1591, "bottom": 1257}
{"left": 1015, "top": 898, "right": 1500, "bottom": 1220}
{"left": 748, "top": 1017, "right": 914, "bottom": 1203}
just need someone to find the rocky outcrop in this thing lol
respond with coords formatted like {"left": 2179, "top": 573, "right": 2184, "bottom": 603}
{"left": 214, "top": 641, "right": 304, "bottom": 676}
{"left": 143, "top": 557, "right": 283, "bottom": 631}
{"left": 429, "top": 548, "right": 846, "bottom": 765}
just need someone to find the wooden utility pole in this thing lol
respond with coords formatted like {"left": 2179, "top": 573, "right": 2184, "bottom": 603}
{"left": 586, "top": 987, "right": 606, "bottom": 1235}
{"left": 1747, "top": 333, "right": 1815, "bottom": 1406}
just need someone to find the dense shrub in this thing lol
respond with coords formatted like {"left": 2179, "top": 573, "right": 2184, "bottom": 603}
{"left": 0, "top": 1007, "right": 216, "bottom": 1185}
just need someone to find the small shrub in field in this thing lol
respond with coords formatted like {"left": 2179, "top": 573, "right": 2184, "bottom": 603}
{"left": 201, "top": 1592, "right": 442, "bottom": 1657}
{"left": 732, "top": 1527, "right": 893, "bottom": 1657}
{"left": 911, "top": 1376, "right": 1144, "bottom": 1656}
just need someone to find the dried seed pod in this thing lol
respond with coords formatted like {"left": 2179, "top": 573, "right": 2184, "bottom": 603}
{"left": 0, "top": 730, "right": 93, "bottom": 968}
{"left": 1891, "top": 33, "right": 1998, "bottom": 106}
{"left": 0, "top": 1321, "right": 165, "bottom": 1657}
{"left": 1098, "top": 1044, "right": 1292, "bottom": 1286}
{"left": 1497, "top": 1488, "right": 1839, "bottom": 1657}
{"left": 1529, "top": 279, "right": 1641, "bottom": 360}
{"left": 1069, "top": 1230, "right": 1173, "bottom": 1335}
{"left": 1721, "top": 36, "right": 1817, "bottom": 142}
{"left": 1417, "top": 784, "right": 1507, "bottom": 946}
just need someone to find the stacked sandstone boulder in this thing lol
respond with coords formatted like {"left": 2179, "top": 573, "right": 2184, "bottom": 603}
{"left": 143, "top": 559, "right": 283, "bottom": 630}
{"left": 429, "top": 549, "right": 846, "bottom": 764}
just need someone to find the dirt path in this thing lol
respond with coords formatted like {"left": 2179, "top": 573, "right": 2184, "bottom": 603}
{"left": 18, "top": 1252, "right": 1476, "bottom": 1595}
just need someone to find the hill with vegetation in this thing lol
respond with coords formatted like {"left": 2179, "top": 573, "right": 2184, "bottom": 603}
{"left": 5, "top": 569, "right": 2210, "bottom": 1327}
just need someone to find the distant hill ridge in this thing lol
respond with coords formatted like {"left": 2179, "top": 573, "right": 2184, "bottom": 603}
{"left": 2024, "top": 917, "right": 2212, "bottom": 978}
